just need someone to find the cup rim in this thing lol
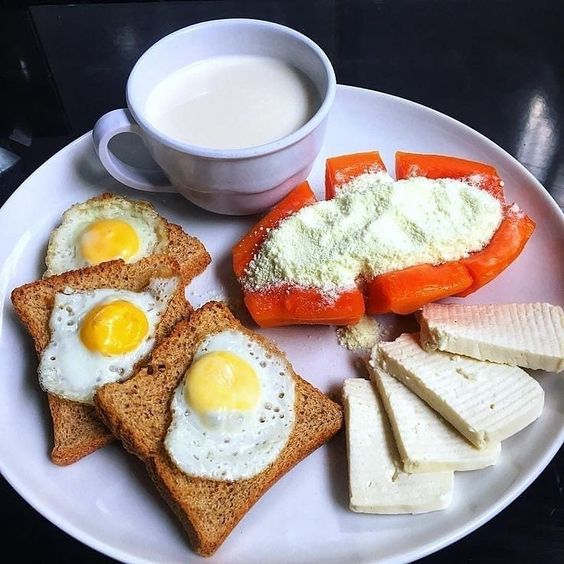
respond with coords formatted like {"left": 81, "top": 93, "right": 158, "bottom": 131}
{"left": 126, "top": 18, "right": 336, "bottom": 160}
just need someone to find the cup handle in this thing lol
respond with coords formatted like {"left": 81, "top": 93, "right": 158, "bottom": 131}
{"left": 92, "top": 108, "right": 176, "bottom": 193}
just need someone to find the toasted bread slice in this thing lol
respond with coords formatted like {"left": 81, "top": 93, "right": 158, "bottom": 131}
{"left": 11, "top": 255, "right": 191, "bottom": 465}
{"left": 95, "top": 302, "right": 343, "bottom": 556}
{"left": 47, "top": 395, "right": 113, "bottom": 465}
{"left": 165, "top": 221, "right": 211, "bottom": 283}
{"left": 44, "top": 193, "right": 211, "bottom": 281}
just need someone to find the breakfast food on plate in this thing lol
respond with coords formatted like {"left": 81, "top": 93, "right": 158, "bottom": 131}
{"left": 94, "top": 301, "right": 343, "bottom": 556}
{"left": 165, "top": 329, "right": 296, "bottom": 481}
{"left": 394, "top": 151, "right": 505, "bottom": 200}
{"left": 376, "top": 333, "right": 545, "bottom": 448}
{"left": 336, "top": 315, "right": 382, "bottom": 352}
{"left": 5, "top": 143, "right": 554, "bottom": 554}
{"left": 11, "top": 255, "right": 190, "bottom": 465}
{"left": 45, "top": 193, "right": 211, "bottom": 280}
{"left": 233, "top": 151, "right": 535, "bottom": 327}
{"left": 339, "top": 300, "right": 561, "bottom": 511}
{"left": 419, "top": 302, "right": 564, "bottom": 372}
{"left": 324, "top": 150, "right": 387, "bottom": 198}
{"left": 343, "top": 378, "right": 454, "bottom": 514}
{"left": 369, "top": 366, "right": 500, "bottom": 472}
{"left": 38, "top": 278, "right": 179, "bottom": 403}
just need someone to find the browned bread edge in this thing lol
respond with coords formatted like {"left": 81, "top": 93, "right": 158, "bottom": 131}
{"left": 44, "top": 193, "right": 211, "bottom": 283}
{"left": 48, "top": 396, "right": 114, "bottom": 465}
{"left": 11, "top": 255, "right": 192, "bottom": 465}
{"left": 95, "top": 301, "right": 343, "bottom": 555}
{"left": 165, "top": 222, "right": 211, "bottom": 283}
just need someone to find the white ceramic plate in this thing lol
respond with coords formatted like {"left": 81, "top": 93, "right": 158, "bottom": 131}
{"left": 0, "top": 85, "right": 562, "bottom": 564}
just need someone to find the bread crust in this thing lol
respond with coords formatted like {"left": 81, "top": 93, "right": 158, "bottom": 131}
{"left": 95, "top": 301, "right": 343, "bottom": 555}
{"left": 165, "top": 222, "right": 211, "bottom": 283}
{"left": 11, "top": 255, "right": 192, "bottom": 465}
{"left": 48, "top": 395, "right": 114, "bottom": 465}
{"left": 43, "top": 193, "right": 211, "bottom": 282}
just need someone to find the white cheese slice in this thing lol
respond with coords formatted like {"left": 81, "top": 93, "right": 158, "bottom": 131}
{"left": 342, "top": 378, "right": 453, "bottom": 514}
{"left": 368, "top": 365, "right": 501, "bottom": 472}
{"left": 420, "top": 302, "right": 564, "bottom": 373}
{"left": 375, "top": 334, "right": 544, "bottom": 448}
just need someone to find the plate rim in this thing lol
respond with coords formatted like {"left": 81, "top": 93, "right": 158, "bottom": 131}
{"left": 0, "top": 83, "right": 562, "bottom": 564}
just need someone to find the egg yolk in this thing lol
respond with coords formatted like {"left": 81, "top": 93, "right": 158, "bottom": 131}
{"left": 80, "top": 300, "right": 148, "bottom": 356}
{"left": 185, "top": 352, "right": 261, "bottom": 414}
{"left": 79, "top": 219, "right": 140, "bottom": 265}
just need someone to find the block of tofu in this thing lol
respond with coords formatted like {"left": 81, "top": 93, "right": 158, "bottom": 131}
{"left": 420, "top": 303, "right": 564, "bottom": 373}
{"left": 368, "top": 365, "right": 501, "bottom": 473}
{"left": 376, "top": 334, "right": 545, "bottom": 448}
{"left": 342, "top": 378, "right": 453, "bottom": 514}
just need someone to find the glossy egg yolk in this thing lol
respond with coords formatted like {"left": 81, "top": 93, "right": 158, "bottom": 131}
{"left": 184, "top": 352, "right": 261, "bottom": 416}
{"left": 80, "top": 300, "right": 149, "bottom": 355}
{"left": 79, "top": 219, "right": 140, "bottom": 265}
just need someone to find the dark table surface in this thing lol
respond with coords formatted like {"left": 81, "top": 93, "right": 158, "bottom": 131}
{"left": 1, "top": 1, "right": 563, "bottom": 562}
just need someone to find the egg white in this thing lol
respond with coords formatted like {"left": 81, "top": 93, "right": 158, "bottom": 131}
{"left": 45, "top": 195, "right": 168, "bottom": 275}
{"left": 38, "top": 277, "right": 178, "bottom": 403}
{"left": 164, "top": 330, "right": 296, "bottom": 481}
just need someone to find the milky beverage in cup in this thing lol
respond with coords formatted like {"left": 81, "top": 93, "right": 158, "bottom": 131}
{"left": 145, "top": 54, "right": 319, "bottom": 150}
{"left": 92, "top": 19, "right": 336, "bottom": 214}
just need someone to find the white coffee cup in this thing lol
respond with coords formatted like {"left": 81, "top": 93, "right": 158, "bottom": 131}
{"left": 92, "top": 19, "right": 336, "bottom": 215}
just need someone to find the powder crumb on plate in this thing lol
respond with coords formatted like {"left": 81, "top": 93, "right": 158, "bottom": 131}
{"left": 336, "top": 315, "right": 381, "bottom": 352}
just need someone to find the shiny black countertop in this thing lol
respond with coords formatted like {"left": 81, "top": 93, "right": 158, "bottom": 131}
{"left": 1, "top": 1, "right": 563, "bottom": 562}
